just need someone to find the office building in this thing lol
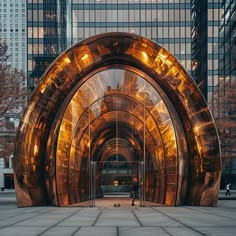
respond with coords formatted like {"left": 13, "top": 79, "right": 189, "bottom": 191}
{"left": 217, "top": 0, "right": 236, "bottom": 187}
{"left": 0, "top": 0, "right": 27, "bottom": 72}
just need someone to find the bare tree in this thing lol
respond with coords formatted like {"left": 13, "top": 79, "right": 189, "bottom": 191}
{"left": 0, "top": 41, "right": 27, "bottom": 158}
{"left": 211, "top": 79, "right": 236, "bottom": 170}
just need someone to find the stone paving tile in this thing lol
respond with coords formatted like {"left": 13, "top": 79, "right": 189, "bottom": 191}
{"left": 57, "top": 208, "right": 101, "bottom": 227}
{"left": 95, "top": 209, "right": 140, "bottom": 226}
{"left": 40, "top": 226, "right": 79, "bottom": 236}
{"left": 15, "top": 213, "right": 72, "bottom": 227}
{"left": 0, "top": 212, "right": 44, "bottom": 227}
{"left": 75, "top": 226, "right": 117, "bottom": 236}
{"left": 51, "top": 207, "right": 80, "bottom": 213}
{"left": 36, "top": 207, "right": 57, "bottom": 213}
{"left": 119, "top": 226, "right": 169, "bottom": 236}
{"left": 133, "top": 208, "right": 182, "bottom": 227}
{"left": 14, "top": 208, "right": 79, "bottom": 227}
{"left": 163, "top": 226, "right": 203, "bottom": 236}
{"left": 193, "top": 226, "right": 236, "bottom": 236}
{"left": 184, "top": 206, "right": 236, "bottom": 220}
{"left": 0, "top": 207, "right": 43, "bottom": 220}
{"left": 218, "top": 200, "right": 236, "bottom": 208}
{"left": 0, "top": 207, "right": 56, "bottom": 223}
{"left": 0, "top": 226, "right": 49, "bottom": 236}
{"left": 155, "top": 207, "right": 236, "bottom": 227}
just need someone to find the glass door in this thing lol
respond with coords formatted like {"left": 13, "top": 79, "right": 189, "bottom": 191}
{"left": 89, "top": 160, "right": 145, "bottom": 207}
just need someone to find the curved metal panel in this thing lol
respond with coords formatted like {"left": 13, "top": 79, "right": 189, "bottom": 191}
{"left": 14, "top": 32, "right": 221, "bottom": 207}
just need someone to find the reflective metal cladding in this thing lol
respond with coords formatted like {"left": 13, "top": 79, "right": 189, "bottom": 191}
{"left": 14, "top": 33, "right": 221, "bottom": 207}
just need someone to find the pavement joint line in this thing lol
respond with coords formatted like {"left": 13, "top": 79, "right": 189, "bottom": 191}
{"left": 0, "top": 207, "right": 58, "bottom": 230}
{"left": 92, "top": 209, "right": 103, "bottom": 226}
{"left": 131, "top": 209, "right": 143, "bottom": 227}
{"left": 160, "top": 226, "right": 173, "bottom": 236}
{"left": 183, "top": 206, "right": 236, "bottom": 221}
{"left": 151, "top": 207, "right": 207, "bottom": 236}
{"left": 71, "top": 226, "right": 81, "bottom": 236}
{"left": 36, "top": 208, "right": 82, "bottom": 236}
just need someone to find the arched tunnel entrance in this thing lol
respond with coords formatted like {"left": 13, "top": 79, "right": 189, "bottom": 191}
{"left": 56, "top": 67, "right": 185, "bottom": 207}
{"left": 14, "top": 33, "right": 221, "bottom": 207}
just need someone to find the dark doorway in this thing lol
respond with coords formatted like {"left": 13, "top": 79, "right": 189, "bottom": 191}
{"left": 4, "top": 174, "right": 14, "bottom": 189}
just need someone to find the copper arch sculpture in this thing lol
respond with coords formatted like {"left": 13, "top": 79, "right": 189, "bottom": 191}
{"left": 14, "top": 32, "right": 221, "bottom": 207}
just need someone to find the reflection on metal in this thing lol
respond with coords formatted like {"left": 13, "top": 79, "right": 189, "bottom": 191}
{"left": 14, "top": 33, "right": 221, "bottom": 207}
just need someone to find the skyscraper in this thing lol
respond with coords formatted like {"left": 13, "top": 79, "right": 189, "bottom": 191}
{"left": 217, "top": 0, "right": 236, "bottom": 187}
{"left": 0, "top": 0, "right": 27, "bottom": 72}
{"left": 191, "top": 0, "right": 208, "bottom": 98}
{"left": 27, "top": 0, "right": 68, "bottom": 90}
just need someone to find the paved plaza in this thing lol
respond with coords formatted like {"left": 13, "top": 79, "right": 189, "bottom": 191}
{"left": 0, "top": 191, "right": 236, "bottom": 236}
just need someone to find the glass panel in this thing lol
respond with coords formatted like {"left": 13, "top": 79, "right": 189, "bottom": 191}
{"left": 90, "top": 161, "right": 96, "bottom": 207}
{"left": 139, "top": 161, "right": 144, "bottom": 207}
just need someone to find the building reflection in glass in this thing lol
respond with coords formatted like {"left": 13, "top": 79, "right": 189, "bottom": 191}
{"left": 14, "top": 33, "right": 221, "bottom": 207}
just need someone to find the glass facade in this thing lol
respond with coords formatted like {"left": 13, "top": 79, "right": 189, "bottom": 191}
{"left": 27, "top": 0, "right": 69, "bottom": 90}
{"left": 207, "top": 0, "right": 223, "bottom": 103}
{"left": 217, "top": 0, "right": 236, "bottom": 188}
{"left": 27, "top": 0, "right": 192, "bottom": 89}
{"left": 0, "top": 0, "right": 27, "bottom": 72}
{"left": 191, "top": 0, "right": 208, "bottom": 98}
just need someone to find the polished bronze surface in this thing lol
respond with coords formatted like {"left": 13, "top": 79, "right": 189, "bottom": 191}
{"left": 14, "top": 33, "right": 221, "bottom": 207}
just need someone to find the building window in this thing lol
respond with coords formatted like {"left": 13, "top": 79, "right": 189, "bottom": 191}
{"left": 5, "top": 158, "right": 9, "bottom": 168}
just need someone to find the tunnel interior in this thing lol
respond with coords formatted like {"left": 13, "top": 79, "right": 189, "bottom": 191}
{"left": 54, "top": 68, "right": 182, "bottom": 206}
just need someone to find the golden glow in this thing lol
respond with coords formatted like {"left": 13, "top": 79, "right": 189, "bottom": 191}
{"left": 81, "top": 54, "right": 88, "bottom": 61}
{"left": 158, "top": 48, "right": 169, "bottom": 60}
{"left": 63, "top": 57, "right": 71, "bottom": 64}
{"left": 39, "top": 83, "right": 47, "bottom": 93}
{"left": 32, "top": 165, "right": 36, "bottom": 172}
{"left": 194, "top": 126, "right": 203, "bottom": 160}
{"left": 22, "top": 108, "right": 33, "bottom": 124}
{"left": 34, "top": 144, "right": 38, "bottom": 156}
{"left": 141, "top": 43, "right": 147, "bottom": 48}
{"left": 165, "top": 54, "right": 176, "bottom": 67}
{"left": 142, "top": 51, "right": 148, "bottom": 63}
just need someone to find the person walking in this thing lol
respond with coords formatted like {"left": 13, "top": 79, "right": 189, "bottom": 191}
{"left": 131, "top": 177, "right": 141, "bottom": 206}
{"left": 225, "top": 182, "right": 231, "bottom": 196}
